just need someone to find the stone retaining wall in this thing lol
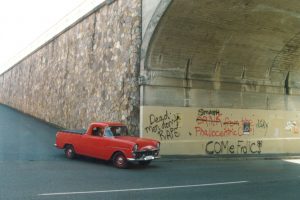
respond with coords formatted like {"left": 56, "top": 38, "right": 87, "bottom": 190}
{"left": 0, "top": 0, "right": 142, "bottom": 132}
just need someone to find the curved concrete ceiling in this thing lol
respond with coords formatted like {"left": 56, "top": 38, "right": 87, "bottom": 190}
{"left": 145, "top": 0, "right": 300, "bottom": 94}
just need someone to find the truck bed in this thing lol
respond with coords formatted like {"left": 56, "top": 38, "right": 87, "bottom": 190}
{"left": 60, "top": 129, "right": 86, "bottom": 135}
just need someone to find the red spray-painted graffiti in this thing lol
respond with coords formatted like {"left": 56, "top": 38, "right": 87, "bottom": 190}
{"left": 194, "top": 109, "right": 256, "bottom": 137}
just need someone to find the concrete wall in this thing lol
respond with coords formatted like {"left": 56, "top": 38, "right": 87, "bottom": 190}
{"left": 0, "top": 0, "right": 142, "bottom": 131}
{"left": 141, "top": 0, "right": 161, "bottom": 38}
{"left": 142, "top": 106, "right": 300, "bottom": 155}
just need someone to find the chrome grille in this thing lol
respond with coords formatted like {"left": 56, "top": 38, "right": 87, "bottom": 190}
{"left": 135, "top": 150, "right": 159, "bottom": 159}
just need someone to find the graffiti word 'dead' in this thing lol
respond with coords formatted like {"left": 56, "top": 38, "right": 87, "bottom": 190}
{"left": 145, "top": 110, "right": 181, "bottom": 140}
{"left": 205, "top": 140, "right": 263, "bottom": 155}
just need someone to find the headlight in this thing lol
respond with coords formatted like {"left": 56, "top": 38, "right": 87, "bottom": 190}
{"left": 156, "top": 142, "right": 160, "bottom": 149}
{"left": 133, "top": 144, "right": 138, "bottom": 152}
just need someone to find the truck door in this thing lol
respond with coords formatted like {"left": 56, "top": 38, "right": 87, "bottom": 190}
{"left": 80, "top": 127, "right": 105, "bottom": 159}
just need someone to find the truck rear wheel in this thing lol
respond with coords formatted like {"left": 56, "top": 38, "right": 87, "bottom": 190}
{"left": 65, "top": 145, "right": 76, "bottom": 159}
{"left": 112, "top": 152, "right": 128, "bottom": 169}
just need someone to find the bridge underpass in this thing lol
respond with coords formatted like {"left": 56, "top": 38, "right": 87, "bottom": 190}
{"left": 142, "top": 0, "right": 300, "bottom": 106}
{"left": 0, "top": 0, "right": 300, "bottom": 156}
{"left": 140, "top": 0, "right": 300, "bottom": 155}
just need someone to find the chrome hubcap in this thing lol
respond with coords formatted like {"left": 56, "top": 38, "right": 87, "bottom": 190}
{"left": 117, "top": 156, "right": 124, "bottom": 166}
{"left": 67, "top": 149, "right": 72, "bottom": 157}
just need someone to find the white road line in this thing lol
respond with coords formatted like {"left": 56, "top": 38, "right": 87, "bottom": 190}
{"left": 38, "top": 180, "right": 248, "bottom": 196}
{"left": 284, "top": 159, "right": 300, "bottom": 164}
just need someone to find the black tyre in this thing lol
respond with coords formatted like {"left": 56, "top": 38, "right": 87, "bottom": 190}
{"left": 139, "top": 160, "right": 152, "bottom": 166}
{"left": 112, "top": 152, "right": 128, "bottom": 169}
{"left": 65, "top": 145, "right": 76, "bottom": 159}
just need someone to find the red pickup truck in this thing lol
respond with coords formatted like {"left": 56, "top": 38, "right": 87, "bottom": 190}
{"left": 55, "top": 122, "right": 160, "bottom": 168}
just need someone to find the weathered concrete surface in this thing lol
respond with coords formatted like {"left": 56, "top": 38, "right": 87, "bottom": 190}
{"left": 142, "top": 0, "right": 161, "bottom": 38}
{"left": 141, "top": 106, "right": 300, "bottom": 155}
{"left": 141, "top": 0, "right": 300, "bottom": 109}
{"left": 0, "top": 0, "right": 142, "bottom": 131}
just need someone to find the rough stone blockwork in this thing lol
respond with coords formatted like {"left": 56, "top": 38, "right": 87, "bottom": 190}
{"left": 0, "top": 0, "right": 142, "bottom": 132}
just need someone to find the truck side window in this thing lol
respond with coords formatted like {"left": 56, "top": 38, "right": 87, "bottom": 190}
{"left": 92, "top": 127, "right": 103, "bottom": 136}
{"left": 104, "top": 127, "right": 113, "bottom": 137}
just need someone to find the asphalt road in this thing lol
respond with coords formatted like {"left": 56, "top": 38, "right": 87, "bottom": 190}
{"left": 1, "top": 104, "right": 300, "bottom": 200}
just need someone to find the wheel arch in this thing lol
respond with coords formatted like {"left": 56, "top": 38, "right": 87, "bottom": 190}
{"left": 63, "top": 143, "right": 72, "bottom": 149}
{"left": 110, "top": 150, "right": 126, "bottom": 161}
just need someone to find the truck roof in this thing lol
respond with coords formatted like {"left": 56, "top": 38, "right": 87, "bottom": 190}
{"left": 90, "top": 122, "right": 125, "bottom": 127}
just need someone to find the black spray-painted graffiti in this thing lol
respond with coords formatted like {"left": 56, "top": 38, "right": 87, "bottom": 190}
{"left": 205, "top": 140, "right": 263, "bottom": 154}
{"left": 256, "top": 119, "right": 269, "bottom": 136}
{"left": 256, "top": 119, "right": 269, "bottom": 129}
{"left": 145, "top": 110, "right": 181, "bottom": 140}
{"left": 198, "top": 109, "right": 220, "bottom": 117}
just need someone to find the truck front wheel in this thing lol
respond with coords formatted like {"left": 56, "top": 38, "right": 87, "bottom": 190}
{"left": 112, "top": 152, "right": 128, "bottom": 169}
{"left": 65, "top": 145, "right": 76, "bottom": 159}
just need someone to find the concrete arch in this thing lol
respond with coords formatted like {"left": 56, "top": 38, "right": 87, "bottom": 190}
{"left": 142, "top": 0, "right": 300, "bottom": 109}
{"left": 141, "top": 0, "right": 172, "bottom": 71}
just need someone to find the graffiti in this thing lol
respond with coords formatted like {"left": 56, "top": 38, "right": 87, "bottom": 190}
{"left": 223, "top": 117, "right": 239, "bottom": 126}
{"left": 195, "top": 127, "right": 242, "bottom": 137}
{"left": 205, "top": 140, "right": 263, "bottom": 154}
{"left": 256, "top": 119, "right": 269, "bottom": 129}
{"left": 196, "top": 115, "right": 222, "bottom": 126}
{"left": 195, "top": 109, "right": 255, "bottom": 137}
{"left": 285, "top": 121, "right": 299, "bottom": 134}
{"left": 198, "top": 109, "right": 220, "bottom": 116}
{"left": 243, "top": 121, "right": 250, "bottom": 135}
{"left": 256, "top": 119, "right": 269, "bottom": 136}
{"left": 241, "top": 118, "right": 254, "bottom": 135}
{"left": 145, "top": 110, "right": 181, "bottom": 140}
{"left": 196, "top": 109, "right": 222, "bottom": 127}
{"left": 142, "top": 106, "right": 300, "bottom": 155}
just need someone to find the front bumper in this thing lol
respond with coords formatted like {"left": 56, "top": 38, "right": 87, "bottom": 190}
{"left": 127, "top": 156, "right": 160, "bottom": 162}
{"left": 127, "top": 149, "right": 160, "bottom": 162}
